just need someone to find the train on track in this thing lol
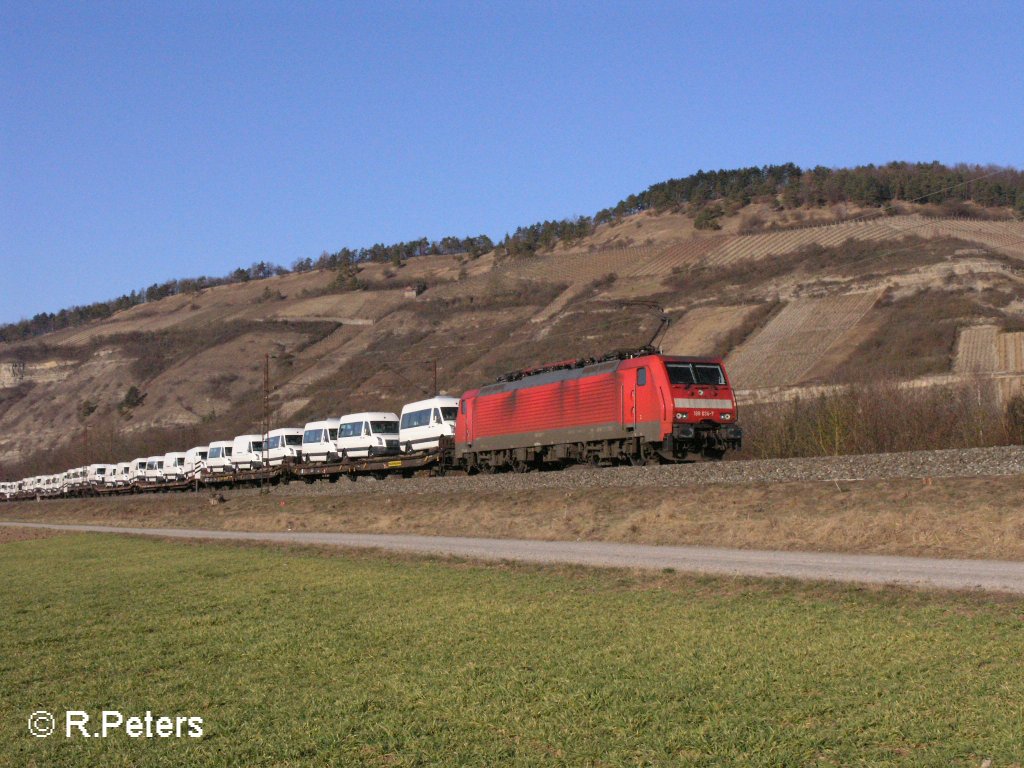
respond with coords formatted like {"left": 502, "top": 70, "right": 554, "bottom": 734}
{"left": 0, "top": 348, "right": 742, "bottom": 501}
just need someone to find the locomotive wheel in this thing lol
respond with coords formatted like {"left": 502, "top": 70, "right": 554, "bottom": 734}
{"left": 628, "top": 443, "right": 655, "bottom": 466}
{"left": 510, "top": 458, "right": 530, "bottom": 473}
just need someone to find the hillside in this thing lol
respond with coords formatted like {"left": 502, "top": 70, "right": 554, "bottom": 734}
{"left": 2, "top": 202, "right": 1023, "bottom": 475}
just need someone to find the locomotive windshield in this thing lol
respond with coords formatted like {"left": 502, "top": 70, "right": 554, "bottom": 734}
{"left": 666, "top": 362, "right": 726, "bottom": 386}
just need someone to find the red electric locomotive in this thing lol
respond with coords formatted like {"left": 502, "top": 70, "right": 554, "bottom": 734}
{"left": 454, "top": 347, "right": 742, "bottom": 471}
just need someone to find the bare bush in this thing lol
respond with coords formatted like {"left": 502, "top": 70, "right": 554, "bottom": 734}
{"left": 741, "top": 380, "right": 1016, "bottom": 459}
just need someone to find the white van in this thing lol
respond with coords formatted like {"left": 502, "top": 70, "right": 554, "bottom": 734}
{"left": 230, "top": 434, "right": 264, "bottom": 471}
{"left": 85, "top": 464, "right": 109, "bottom": 485}
{"left": 205, "top": 440, "right": 234, "bottom": 473}
{"left": 64, "top": 467, "right": 85, "bottom": 491}
{"left": 114, "top": 462, "right": 133, "bottom": 486}
{"left": 335, "top": 412, "right": 401, "bottom": 458}
{"left": 162, "top": 452, "right": 187, "bottom": 481}
{"left": 144, "top": 456, "right": 165, "bottom": 483}
{"left": 129, "top": 458, "right": 149, "bottom": 484}
{"left": 302, "top": 418, "right": 341, "bottom": 463}
{"left": 265, "top": 427, "right": 304, "bottom": 466}
{"left": 183, "top": 447, "right": 208, "bottom": 478}
{"left": 101, "top": 466, "right": 120, "bottom": 487}
{"left": 399, "top": 396, "right": 459, "bottom": 453}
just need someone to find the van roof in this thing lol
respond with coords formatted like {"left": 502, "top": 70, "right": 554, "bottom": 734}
{"left": 339, "top": 411, "right": 399, "bottom": 421}
{"left": 303, "top": 418, "right": 342, "bottom": 429}
{"left": 401, "top": 397, "right": 459, "bottom": 412}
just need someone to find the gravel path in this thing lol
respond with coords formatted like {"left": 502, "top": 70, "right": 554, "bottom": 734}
{"left": 6, "top": 521, "right": 1024, "bottom": 594}
{"left": 222, "top": 445, "right": 1024, "bottom": 499}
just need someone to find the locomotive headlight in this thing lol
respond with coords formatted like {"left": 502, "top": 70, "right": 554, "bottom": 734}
{"left": 722, "top": 413, "right": 731, "bottom": 420}
{"left": 675, "top": 413, "right": 683, "bottom": 420}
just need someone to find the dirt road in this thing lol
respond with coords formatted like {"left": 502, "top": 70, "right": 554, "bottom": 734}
{"left": 5, "top": 521, "right": 1024, "bottom": 594}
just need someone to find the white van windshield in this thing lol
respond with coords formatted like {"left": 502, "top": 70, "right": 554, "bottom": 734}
{"left": 285, "top": 435, "right": 302, "bottom": 446}
{"left": 440, "top": 407, "right": 458, "bottom": 422}
{"left": 371, "top": 421, "right": 398, "bottom": 434}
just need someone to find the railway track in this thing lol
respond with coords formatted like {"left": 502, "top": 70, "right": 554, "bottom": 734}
{"left": 36, "top": 444, "right": 1013, "bottom": 502}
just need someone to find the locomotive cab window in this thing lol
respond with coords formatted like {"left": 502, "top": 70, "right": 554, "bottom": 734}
{"left": 666, "top": 362, "right": 725, "bottom": 386}
{"left": 637, "top": 367, "right": 647, "bottom": 386}
{"left": 694, "top": 364, "right": 725, "bottom": 386}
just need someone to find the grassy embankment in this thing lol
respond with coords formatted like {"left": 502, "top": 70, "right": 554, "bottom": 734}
{"left": 2, "top": 533, "right": 1024, "bottom": 766}
{"left": 4, "top": 472, "right": 1024, "bottom": 560}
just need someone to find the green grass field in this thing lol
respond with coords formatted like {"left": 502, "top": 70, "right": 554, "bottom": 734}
{"left": 2, "top": 534, "right": 1023, "bottom": 767}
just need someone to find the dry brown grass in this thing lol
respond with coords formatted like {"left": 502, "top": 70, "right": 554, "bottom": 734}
{"left": 0, "top": 525, "right": 64, "bottom": 544}
{"left": 5, "top": 473, "right": 1024, "bottom": 560}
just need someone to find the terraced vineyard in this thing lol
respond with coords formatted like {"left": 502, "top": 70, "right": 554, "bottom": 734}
{"left": 660, "top": 305, "right": 759, "bottom": 356}
{"left": 626, "top": 237, "right": 726, "bottom": 276}
{"left": 501, "top": 245, "right": 659, "bottom": 284}
{"left": 955, "top": 325, "right": 1002, "bottom": 373}
{"left": 1001, "top": 331, "right": 1024, "bottom": 373}
{"left": 725, "top": 291, "right": 881, "bottom": 389}
{"left": 690, "top": 216, "right": 1024, "bottom": 270}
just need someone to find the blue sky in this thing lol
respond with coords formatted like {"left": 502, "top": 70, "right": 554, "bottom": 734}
{"left": 2, "top": 1, "right": 1022, "bottom": 324}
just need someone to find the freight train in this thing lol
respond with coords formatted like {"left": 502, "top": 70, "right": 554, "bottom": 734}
{"left": 0, "top": 348, "right": 742, "bottom": 500}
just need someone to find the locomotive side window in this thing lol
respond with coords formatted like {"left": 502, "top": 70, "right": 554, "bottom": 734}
{"left": 637, "top": 367, "right": 647, "bottom": 386}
